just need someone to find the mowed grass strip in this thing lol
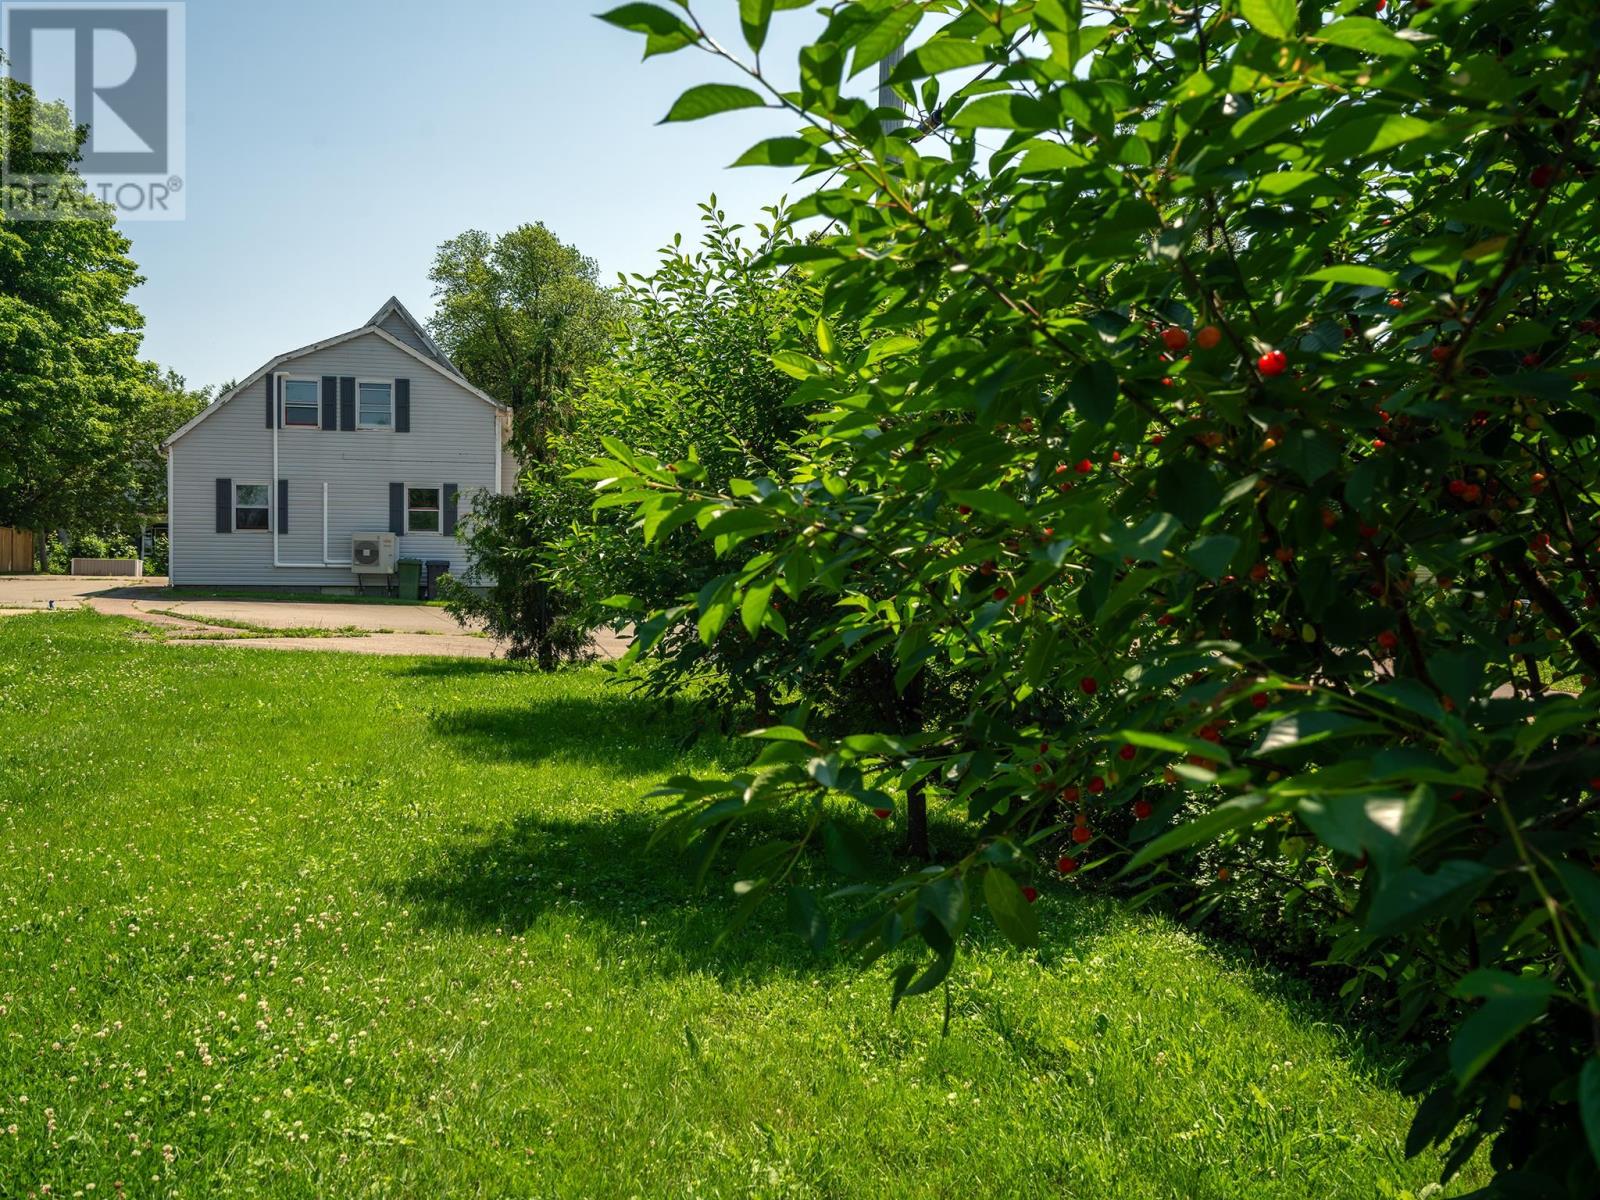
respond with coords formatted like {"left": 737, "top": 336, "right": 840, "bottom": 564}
{"left": 0, "top": 612, "right": 1483, "bottom": 1199}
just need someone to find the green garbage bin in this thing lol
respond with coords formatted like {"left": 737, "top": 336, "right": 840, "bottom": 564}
{"left": 396, "top": 558, "right": 423, "bottom": 601}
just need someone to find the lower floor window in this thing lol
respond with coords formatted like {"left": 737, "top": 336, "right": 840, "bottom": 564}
{"left": 235, "top": 483, "right": 270, "bottom": 531}
{"left": 407, "top": 486, "right": 440, "bottom": 532}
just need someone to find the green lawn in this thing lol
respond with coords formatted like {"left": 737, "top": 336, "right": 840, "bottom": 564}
{"left": 0, "top": 612, "right": 1481, "bottom": 1198}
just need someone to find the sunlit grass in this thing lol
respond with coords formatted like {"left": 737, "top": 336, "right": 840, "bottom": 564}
{"left": 0, "top": 611, "right": 1483, "bottom": 1198}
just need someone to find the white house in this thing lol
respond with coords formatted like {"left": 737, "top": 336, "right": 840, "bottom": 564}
{"left": 162, "top": 298, "right": 516, "bottom": 590}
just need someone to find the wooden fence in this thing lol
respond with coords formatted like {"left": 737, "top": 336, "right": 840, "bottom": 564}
{"left": 0, "top": 528, "right": 36, "bottom": 574}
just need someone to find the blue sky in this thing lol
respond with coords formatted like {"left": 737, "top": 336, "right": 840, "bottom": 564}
{"left": 116, "top": 0, "right": 821, "bottom": 391}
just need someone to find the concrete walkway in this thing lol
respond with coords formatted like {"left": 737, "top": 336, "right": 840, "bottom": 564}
{"left": 0, "top": 575, "right": 628, "bottom": 659}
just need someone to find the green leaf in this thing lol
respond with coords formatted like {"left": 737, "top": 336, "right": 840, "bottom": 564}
{"left": 947, "top": 489, "right": 1030, "bottom": 524}
{"left": 1066, "top": 361, "right": 1118, "bottom": 427}
{"left": 1448, "top": 971, "right": 1554, "bottom": 1086}
{"left": 1157, "top": 460, "right": 1222, "bottom": 529}
{"left": 1319, "top": 114, "right": 1435, "bottom": 164}
{"left": 823, "top": 820, "right": 873, "bottom": 879}
{"left": 787, "top": 886, "right": 829, "bottom": 952}
{"left": 890, "top": 37, "right": 989, "bottom": 82}
{"left": 917, "top": 876, "right": 967, "bottom": 938}
{"left": 850, "top": 4, "right": 922, "bottom": 79}
{"left": 1239, "top": 0, "right": 1298, "bottom": 40}
{"left": 739, "top": 0, "right": 774, "bottom": 52}
{"left": 1296, "top": 786, "right": 1433, "bottom": 876}
{"left": 1581, "top": 1059, "right": 1600, "bottom": 1169}
{"left": 772, "top": 349, "right": 824, "bottom": 379}
{"left": 1315, "top": 16, "right": 1418, "bottom": 58}
{"left": 733, "top": 137, "right": 826, "bottom": 168}
{"left": 1366, "top": 861, "right": 1494, "bottom": 938}
{"left": 741, "top": 579, "right": 776, "bottom": 637}
{"left": 982, "top": 867, "right": 1038, "bottom": 948}
{"left": 1184, "top": 534, "right": 1239, "bottom": 581}
{"left": 1308, "top": 265, "right": 1398, "bottom": 289}
{"left": 596, "top": 2, "right": 699, "bottom": 57}
{"left": 1127, "top": 793, "right": 1286, "bottom": 869}
{"left": 663, "top": 83, "right": 768, "bottom": 123}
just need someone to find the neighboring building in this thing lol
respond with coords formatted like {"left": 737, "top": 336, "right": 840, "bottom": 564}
{"left": 162, "top": 298, "right": 516, "bottom": 589}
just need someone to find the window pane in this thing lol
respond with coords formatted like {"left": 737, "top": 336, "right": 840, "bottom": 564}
{"left": 408, "top": 488, "right": 439, "bottom": 510}
{"left": 235, "top": 506, "right": 269, "bottom": 531}
{"left": 409, "top": 510, "right": 440, "bottom": 532}
{"left": 284, "top": 380, "right": 318, "bottom": 404}
{"left": 286, "top": 404, "right": 319, "bottom": 426}
{"left": 236, "top": 484, "right": 269, "bottom": 507}
{"left": 359, "top": 383, "right": 392, "bottom": 427}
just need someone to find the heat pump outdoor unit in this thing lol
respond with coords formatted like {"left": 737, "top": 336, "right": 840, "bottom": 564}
{"left": 352, "top": 532, "right": 398, "bottom": 575}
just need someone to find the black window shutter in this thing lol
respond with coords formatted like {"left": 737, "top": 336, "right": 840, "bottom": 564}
{"left": 442, "top": 483, "right": 459, "bottom": 536}
{"left": 321, "top": 376, "right": 338, "bottom": 431}
{"left": 395, "top": 379, "right": 411, "bottom": 433}
{"left": 339, "top": 377, "right": 356, "bottom": 431}
{"left": 265, "top": 374, "right": 276, "bottom": 428}
{"left": 216, "top": 478, "right": 232, "bottom": 534}
{"left": 277, "top": 480, "right": 289, "bottom": 534}
{"left": 389, "top": 482, "right": 405, "bottom": 535}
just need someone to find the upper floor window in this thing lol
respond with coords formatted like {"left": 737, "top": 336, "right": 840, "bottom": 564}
{"left": 282, "top": 378, "right": 320, "bottom": 428}
{"left": 358, "top": 381, "right": 393, "bottom": 430}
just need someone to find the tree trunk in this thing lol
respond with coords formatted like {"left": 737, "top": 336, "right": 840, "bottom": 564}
{"left": 903, "top": 778, "right": 931, "bottom": 861}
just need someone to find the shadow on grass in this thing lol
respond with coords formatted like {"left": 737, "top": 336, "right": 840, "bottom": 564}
{"left": 424, "top": 689, "right": 719, "bottom": 775}
{"left": 398, "top": 803, "right": 842, "bottom": 984}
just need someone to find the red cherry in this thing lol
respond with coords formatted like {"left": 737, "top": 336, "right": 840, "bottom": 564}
{"left": 872, "top": 808, "right": 892, "bottom": 820}
{"left": 1249, "top": 563, "right": 1270, "bottom": 583}
{"left": 1430, "top": 344, "right": 1452, "bottom": 363}
{"left": 1150, "top": 434, "right": 1165, "bottom": 446}
{"left": 1075, "top": 458, "right": 1095, "bottom": 475}
{"left": 1376, "top": 0, "right": 1386, "bottom": 9}
{"left": 1358, "top": 523, "right": 1379, "bottom": 539}
{"left": 1377, "top": 630, "right": 1400, "bottom": 651}
{"left": 1590, "top": 778, "right": 1600, "bottom": 792}
{"left": 1195, "top": 325, "right": 1222, "bottom": 350}
{"left": 1021, "top": 885, "right": 1039, "bottom": 904}
{"left": 1088, "top": 776, "right": 1106, "bottom": 795}
{"left": 1156, "top": 614, "right": 1173, "bottom": 627}
{"left": 1062, "top": 785, "right": 1081, "bottom": 804}
{"left": 958, "top": 504, "right": 971, "bottom": 516}
{"left": 1057, "top": 856, "right": 1080, "bottom": 875}
{"left": 1132, "top": 799, "right": 1154, "bottom": 821}
{"left": 1162, "top": 327, "right": 1190, "bottom": 352}
{"left": 1529, "top": 163, "right": 1558, "bottom": 189}
{"left": 1080, "top": 677, "right": 1098, "bottom": 696}
{"left": 1072, "top": 825, "right": 1093, "bottom": 844}
{"left": 1258, "top": 350, "right": 1288, "bottom": 377}
{"left": 1252, "top": 692, "right": 1270, "bottom": 710}
{"left": 993, "top": 587, "right": 1009, "bottom": 601}
{"left": 1447, "top": 479, "right": 1466, "bottom": 497}
{"left": 1118, "top": 744, "right": 1136, "bottom": 761}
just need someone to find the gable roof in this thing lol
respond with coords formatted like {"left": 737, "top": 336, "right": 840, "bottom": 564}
{"left": 162, "top": 311, "right": 507, "bottom": 451}
{"left": 367, "top": 295, "right": 462, "bottom": 377}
